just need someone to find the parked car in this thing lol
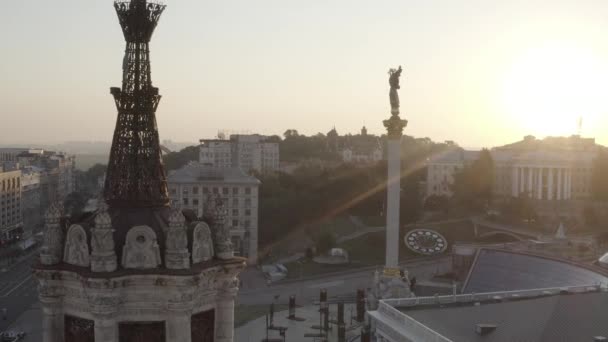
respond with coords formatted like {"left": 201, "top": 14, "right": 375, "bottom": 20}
{"left": 0, "top": 331, "right": 26, "bottom": 342}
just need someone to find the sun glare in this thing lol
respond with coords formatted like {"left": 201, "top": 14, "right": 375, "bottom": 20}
{"left": 502, "top": 43, "right": 608, "bottom": 137}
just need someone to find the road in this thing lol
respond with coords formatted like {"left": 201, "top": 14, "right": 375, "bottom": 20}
{"left": 238, "top": 256, "right": 451, "bottom": 306}
{"left": 0, "top": 251, "right": 39, "bottom": 332}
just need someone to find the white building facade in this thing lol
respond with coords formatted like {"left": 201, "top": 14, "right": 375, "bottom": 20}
{"left": 168, "top": 163, "right": 260, "bottom": 264}
{"left": 426, "top": 136, "right": 597, "bottom": 201}
{"left": 199, "top": 134, "right": 279, "bottom": 174}
{"left": 0, "top": 168, "right": 22, "bottom": 243}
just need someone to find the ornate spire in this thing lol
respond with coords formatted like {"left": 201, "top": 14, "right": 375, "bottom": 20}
{"left": 40, "top": 202, "right": 64, "bottom": 265}
{"left": 205, "top": 194, "right": 233, "bottom": 260}
{"left": 104, "top": 0, "right": 169, "bottom": 209}
{"left": 91, "top": 200, "right": 117, "bottom": 272}
{"left": 165, "top": 209, "right": 190, "bottom": 269}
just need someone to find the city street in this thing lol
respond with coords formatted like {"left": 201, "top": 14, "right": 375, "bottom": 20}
{"left": 238, "top": 256, "right": 451, "bottom": 306}
{"left": 0, "top": 251, "right": 39, "bottom": 332}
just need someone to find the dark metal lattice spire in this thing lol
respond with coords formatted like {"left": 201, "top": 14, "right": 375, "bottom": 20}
{"left": 104, "top": 0, "right": 169, "bottom": 208}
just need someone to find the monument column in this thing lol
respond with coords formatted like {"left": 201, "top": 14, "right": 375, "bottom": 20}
{"left": 383, "top": 66, "right": 407, "bottom": 270}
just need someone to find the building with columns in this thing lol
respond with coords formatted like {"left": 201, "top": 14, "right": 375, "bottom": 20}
{"left": 426, "top": 135, "right": 597, "bottom": 201}
{"left": 34, "top": 1, "right": 245, "bottom": 341}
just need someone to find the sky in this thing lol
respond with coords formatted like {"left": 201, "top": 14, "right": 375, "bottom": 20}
{"left": 2, "top": 0, "right": 608, "bottom": 148}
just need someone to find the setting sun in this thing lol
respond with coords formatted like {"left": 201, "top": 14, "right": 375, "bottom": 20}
{"left": 502, "top": 43, "right": 608, "bottom": 137}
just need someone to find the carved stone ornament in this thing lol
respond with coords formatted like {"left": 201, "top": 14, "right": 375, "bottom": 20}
{"left": 122, "top": 225, "right": 162, "bottom": 269}
{"left": 192, "top": 222, "right": 214, "bottom": 264}
{"left": 63, "top": 225, "right": 90, "bottom": 267}
{"left": 91, "top": 201, "right": 117, "bottom": 272}
{"left": 383, "top": 114, "right": 407, "bottom": 139}
{"left": 165, "top": 209, "right": 190, "bottom": 269}
{"left": 205, "top": 194, "right": 233, "bottom": 260}
{"left": 40, "top": 202, "right": 64, "bottom": 265}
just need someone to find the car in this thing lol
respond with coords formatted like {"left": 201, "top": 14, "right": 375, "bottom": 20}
{"left": 0, "top": 331, "right": 26, "bottom": 342}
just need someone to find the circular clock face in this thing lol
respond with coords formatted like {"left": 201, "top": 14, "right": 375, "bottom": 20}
{"left": 404, "top": 229, "right": 447, "bottom": 255}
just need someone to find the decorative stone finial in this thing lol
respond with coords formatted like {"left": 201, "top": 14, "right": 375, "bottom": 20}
{"left": 165, "top": 208, "right": 190, "bottom": 269}
{"left": 205, "top": 194, "right": 233, "bottom": 260}
{"left": 40, "top": 202, "right": 65, "bottom": 265}
{"left": 122, "top": 226, "right": 162, "bottom": 269}
{"left": 91, "top": 201, "right": 117, "bottom": 272}
{"left": 63, "top": 225, "right": 90, "bottom": 267}
{"left": 192, "top": 222, "right": 214, "bottom": 264}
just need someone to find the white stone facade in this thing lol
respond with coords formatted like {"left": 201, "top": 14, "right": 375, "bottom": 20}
{"left": 426, "top": 136, "right": 597, "bottom": 201}
{"left": 35, "top": 203, "right": 245, "bottom": 342}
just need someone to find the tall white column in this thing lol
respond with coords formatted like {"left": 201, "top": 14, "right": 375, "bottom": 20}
{"left": 385, "top": 138, "right": 401, "bottom": 269}
{"left": 519, "top": 167, "right": 525, "bottom": 193}
{"left": 566, "top": 169, "right": 572, "bottom": 199}
{"left": 548, "top": 168, "right": 554, "bottom": 200}
{"left": 527, "top": 167, "right": 533, "bottom": 194}
{"left": 537, "top": 168, "right": 543, "bottom": 200}
{"left": 512, "top": 166, "right": 519, "bottom": 196}
{"left": 557, "top": 168, "right": 562, "bottom": 201}
{"left": 216, "top": 288, "right": 238, "bottom": 342}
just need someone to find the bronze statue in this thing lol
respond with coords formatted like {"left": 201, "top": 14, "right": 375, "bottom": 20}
{"left": 388, "top": 66, "right": 403, "bottom": 115}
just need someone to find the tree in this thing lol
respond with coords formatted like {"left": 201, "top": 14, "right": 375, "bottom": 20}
{"left": 592, "top": 150, "right": 608, "bottom": 201}
{"left": 283, "top": 129, "right": 299, "bottom": 139}
{"left": 451, "top": 149, "right": 494, "bottom": 210}
{"left": 162, "top": 145, "right": 199, "bottom": 171}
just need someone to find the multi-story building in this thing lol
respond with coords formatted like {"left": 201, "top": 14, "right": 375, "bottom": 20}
{"left": 167, "top": 162, "right": 261, "bottom": 264}
{"left": 339, "top": 127, "right": 384, "bottom": 164}
{"left": 20, "top": 167, "right": 42, "bottom": 233}
{"left": 0, "top": 167, "right": 22, "bottom": 243}
{"left": 426, "top": 135, "right": 598, "bottom": 201}
{"left": 199, "top": 134, "right": 280, "bottom": 174}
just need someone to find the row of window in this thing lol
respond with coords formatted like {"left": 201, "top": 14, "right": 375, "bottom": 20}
{"left": 172, "top": 186, "right": 253, "bottom": 196}
{"left": 1, "top": 178, "right": 20, "bottom": 191}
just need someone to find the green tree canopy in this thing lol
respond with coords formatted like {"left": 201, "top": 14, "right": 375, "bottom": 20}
{"left": 451, "top": 148, "right": 494, "bottom": 209}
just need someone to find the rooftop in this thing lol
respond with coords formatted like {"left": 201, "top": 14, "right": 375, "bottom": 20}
{"left": 388, "top": 286, "right": 608, "bottom": 342}
{"left": 463, "top": 249, "right": 608, "bottom": 293}
{"left": 167, "top": 162, "right": 260, "bottom": 185}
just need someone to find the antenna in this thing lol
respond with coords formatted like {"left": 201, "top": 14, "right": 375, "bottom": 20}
{"left": 577, "top": 116, "right": 583, "bottom": 136}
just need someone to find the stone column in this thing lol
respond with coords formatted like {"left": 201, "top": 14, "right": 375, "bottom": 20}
{"left": 40, "top": 297, "right": 64, "bottom": 342}
{"left": 557, "top": 169, "right": 562, "bottom": 201}
{"left": 385, "top": 137, "right": 401, "bottom": 268}
{"left": 527, "top": 167, "right": 533, "bottom": 194}
{"left": 519, "top": 167, "right": 524, "bottom": 193}
{"left": 548, "top": 168, "right": 554, "bottom": 200}
{"left": 566, "top": 169, "right": 571, "bottom": 200}
{"left": 537, "top": 168, "right": 543, "bottom": 200}
{"left": 215, "top": 288, "right": 238, "bottom": 342}
{"left": 166, "top": 307, "right": 192, "bottom": 342}
{"left": 94, "top": 315, "right": 118, "bottom": 342}
{"left": 512, "top": 166, "right": 519, "bottom": 196}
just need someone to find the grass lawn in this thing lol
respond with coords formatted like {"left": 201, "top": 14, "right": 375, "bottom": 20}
{"left": 235, "top": 304, "right": 288, "bottom": 328}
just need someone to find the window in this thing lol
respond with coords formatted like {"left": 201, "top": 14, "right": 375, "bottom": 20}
{"left": 233, "top": 198, "right": 239, "bottom": 206}
{"left": 193, "top": 199, "right": 199, "bottom": 206}
{"left": 245, "top": 187, "right": 251, "bottom": 195}
{"left": 203, "top": 187, "right": 209, "bottom": 194}
{"left": 233, "top": 187, "right": 239, "bottom": 195}
{"left": 232, "top": 209, "right": 239, "bottom": 216}
{"left": 232, "top": 219, "right": 239, "bottom": 227}
{"left": 213, "top": 187, "right": 219, "bottom": 194}
{"left": 183, "top": 198, "right": 189, "bottom": 205}
{"left": 244, "top": 220, "right": 250, "bottom": 228}
{"left": 245, "top": 209, "right": 251, "bottom": 216}
{"left": 245, "top": 198, "right": 251, "bottom": 207}
{"left": 223, "top": 187, "right": 229, "bottom": 195}
{"left": 193, "top": 186, "right": 199, "bottom": 194}
{"left": 183, "top": 188, "right": 189, "bottom": 195}
{"left": 170, "top": 188, "right": 177, "bottom": 195}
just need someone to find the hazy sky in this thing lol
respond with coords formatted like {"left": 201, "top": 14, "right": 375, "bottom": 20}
{"left": 2, "top": 0, "right": 608, "bottom": 148}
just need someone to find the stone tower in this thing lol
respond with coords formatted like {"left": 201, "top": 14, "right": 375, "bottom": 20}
{"left": 34, "top": 1, "right": 245, "bottom": 341}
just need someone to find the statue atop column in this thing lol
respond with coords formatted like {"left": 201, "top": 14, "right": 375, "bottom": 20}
{"left": 384, "top": 65, "right": 407, "bottom": 138}
{"left": 389, "top": 66, "right": 403, "bottom": 115}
